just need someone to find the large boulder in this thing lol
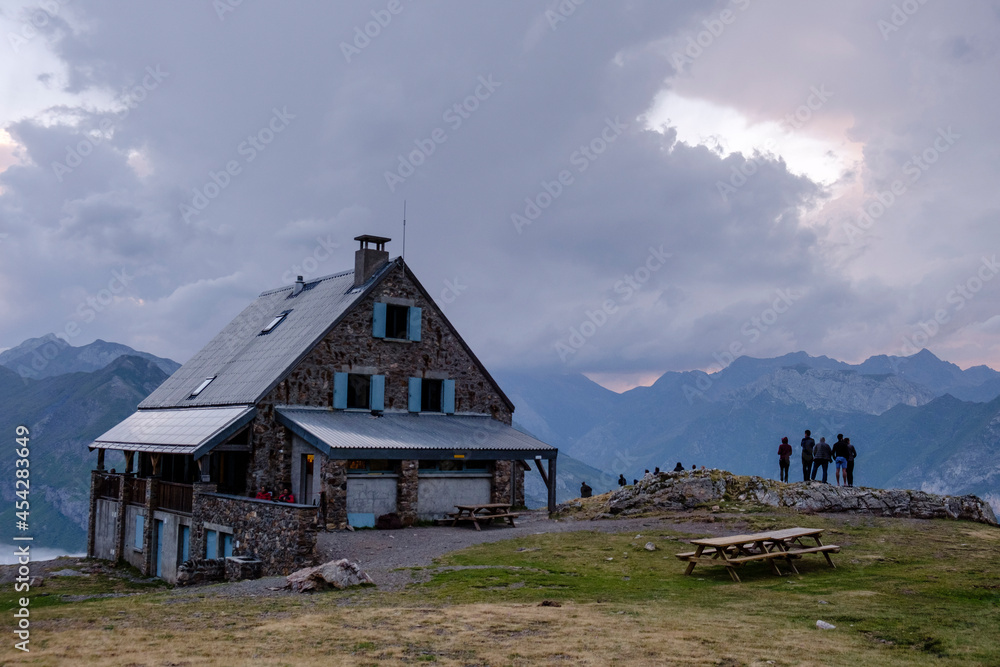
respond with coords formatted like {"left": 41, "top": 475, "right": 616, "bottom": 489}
{"left": 286, "top": 559, "right": 375, "bottom": 592}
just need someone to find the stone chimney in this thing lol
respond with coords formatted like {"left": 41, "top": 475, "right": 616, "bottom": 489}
{"left": 354, "top": 235, "right": 391, "bottom": 287}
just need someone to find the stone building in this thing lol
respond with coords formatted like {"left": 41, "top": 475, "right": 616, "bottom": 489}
{"left": 87, "top": 235, "right": 558, "bottom": 582}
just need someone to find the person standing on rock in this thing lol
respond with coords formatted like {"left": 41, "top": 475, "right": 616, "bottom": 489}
{"left": 800, "top": 430, "right": 816, "bottom": 482}
{"left": 778, "top": 437, "right": 792, "bottom": 482}
{"left": 832, "top": 435, "right": 850, "bottom": 486}
{"left": 845, "top": 437, "right": 857, "bottom": 487}
{"left": 618, "top": 474, "right": 627, "bottom": 487}
{"left": 811, "top": 437, "right": 832, "bottom": 483}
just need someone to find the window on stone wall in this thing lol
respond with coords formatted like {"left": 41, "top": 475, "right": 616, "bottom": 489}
{"left": 421, "top": 378, "right": 443, "bottom": 412}
{"left": 346, "top": 459, "right": 396, "bottom": 473}
{"left": 373, "top": 303, "right": 422, "bottom": 341}
{"left": 418, "top": 459, "right": 491, "bottom": 472}
{"left": 347, "top": 374, "right": 371, "bottom": 409}
{"left": 334, "top": 373, "right": 385, "bottom": 411}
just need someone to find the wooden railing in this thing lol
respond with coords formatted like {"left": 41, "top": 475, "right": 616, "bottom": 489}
{"left": 127, "top": 477, "right": 147, "bottom": 505}
{"left": 95, "top": 473, "right": 120, "bottom": 500}
{"left": 155, "top": 481, "right": 193, "bottom": 515}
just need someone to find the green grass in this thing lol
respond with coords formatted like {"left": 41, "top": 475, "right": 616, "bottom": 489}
{"left": 4, "top": 513, "right": 999, "bottom": 665}
{"left": 393, "top": 514, "right": 1000, "bottom": 662}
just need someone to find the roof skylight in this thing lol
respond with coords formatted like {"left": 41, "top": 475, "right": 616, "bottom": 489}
{"left": 260, "top": 310, "right": 292, "bottom": 335}
{"left": 189, "top": 376, "right": 216, "bottom": 397}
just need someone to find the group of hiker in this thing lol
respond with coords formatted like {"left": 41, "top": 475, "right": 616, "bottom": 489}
{"left": 778, "top": 430, "right": 856, "bottom": 486}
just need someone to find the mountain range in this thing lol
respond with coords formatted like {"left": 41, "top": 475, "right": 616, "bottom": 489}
{"left": 0, "top": 333, "right": 179, "bottom": 379}
{"left": 4, "top": 333, "right": 999, "bottom": 552}
{"left": 499, "top": 349, "right": 1000, "bottom": 510}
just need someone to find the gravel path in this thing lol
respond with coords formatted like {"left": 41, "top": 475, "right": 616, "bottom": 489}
{"left": 159, "top": 510, "right": 727, "bottom": 599}
{"left": 315, "top": 510, "right": 731, "bottom": 591}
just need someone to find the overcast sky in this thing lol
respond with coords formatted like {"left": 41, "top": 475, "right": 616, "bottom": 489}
{"left": 2, "top": 1, "right": 999, "bottom": 391}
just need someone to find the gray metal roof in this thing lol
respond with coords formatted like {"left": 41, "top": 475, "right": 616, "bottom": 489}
{"left": 139, "top": 262, "right": 393, "bottom": 408}
{"left": 91, "top": 406, "right": 256, "bottom": 457}
{"left": 275, "top": 408, "right": 557, "bottom": 460}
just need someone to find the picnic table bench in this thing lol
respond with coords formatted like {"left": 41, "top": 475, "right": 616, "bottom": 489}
{"left": 449, "top": 503, "right": 519, "bottom": 531}
{"left": 675, "top": 527, "right": 840, "bottom": 582}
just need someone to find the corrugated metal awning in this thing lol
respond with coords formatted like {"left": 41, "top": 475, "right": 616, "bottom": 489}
{"left": 91, "top": 406, "right": 256, "bottom": 458}
{"left": 275, "top": 407, "right": 557, "bottom": 460}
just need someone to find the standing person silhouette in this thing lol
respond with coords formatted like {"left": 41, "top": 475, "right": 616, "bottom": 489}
{"left": 778, "top": 437, "right": 792, "bottom": 482}
{"left": 845, "top": 437, "right": 857, "bottom": 487}
{"left": 811, "top": 437, "right": 832, "bottom": 483}
{"left": 800, "top": 430, "right": 815, "bottom": 482}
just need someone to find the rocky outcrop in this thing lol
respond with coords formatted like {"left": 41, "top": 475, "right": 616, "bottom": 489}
{"left": 600, "top": 470, "right": 998, "bottom": 526}
{"left": 286, "top": 559, "right": 374, "bottom": 592}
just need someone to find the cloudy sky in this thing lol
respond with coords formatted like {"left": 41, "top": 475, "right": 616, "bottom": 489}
{"left": 2, "top": 1, "right": 999, "bottom": 391}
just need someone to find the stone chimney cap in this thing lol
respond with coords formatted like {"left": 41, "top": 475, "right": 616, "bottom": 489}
{"left": 354, "top": 235, "right": 391, "bottom": 250}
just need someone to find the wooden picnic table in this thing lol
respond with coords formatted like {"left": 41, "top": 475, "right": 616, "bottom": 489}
{"left": 450, "top": 503, "right": 519, "bottom": 531}
{"left": 675, "top": 526, "right": 840, "bottom": 582}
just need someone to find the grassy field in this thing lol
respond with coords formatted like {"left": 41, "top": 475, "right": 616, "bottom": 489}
{"left": 2, "top": 511, "right": 999, "bottom": 666}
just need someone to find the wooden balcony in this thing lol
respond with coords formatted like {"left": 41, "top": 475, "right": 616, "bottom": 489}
{"left": 95, "top": 473, "right": 120, "bottom": 500}
{"left": 155, "top": 481, "right": 193, "bottom": 515}
{"left": 127, "top": 477, "right": 147, "bottom": 506}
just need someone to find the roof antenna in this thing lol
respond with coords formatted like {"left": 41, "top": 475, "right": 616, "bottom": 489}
{"left": 402, "top": 200, "right": 406, "bottom": 263}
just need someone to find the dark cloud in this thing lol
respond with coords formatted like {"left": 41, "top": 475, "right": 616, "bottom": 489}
{"left": 1, "top": 1, "right": 999, "bottom": 382}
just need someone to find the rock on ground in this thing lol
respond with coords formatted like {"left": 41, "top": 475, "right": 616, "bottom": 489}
{"left": 286, "top": 559, "right": 374, "bottom": 592}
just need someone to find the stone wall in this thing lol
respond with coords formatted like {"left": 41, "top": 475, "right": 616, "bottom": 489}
{"left": 248, "top": 261, "right": 516, "bottom": 509}
{"left": 321, "top": 457, "right": 348, "bottom": 529}
{"left": 598, "top": 470, "right": 999, "bottom": 526}
{"left": 192, "top": 490, "right": 318, "bottom": 576}
{"left": 397, "top": 460, "right": 419, "bottom": 525}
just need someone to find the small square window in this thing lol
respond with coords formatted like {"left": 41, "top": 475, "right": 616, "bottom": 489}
{"left": 421, "top": 378, "right": 443, "bottom": 413}
{"left": 347, "top": 374, "right": 371, "bottom": 410}
{"left": 385, "top": 304, "right": 409, "bottom": 339}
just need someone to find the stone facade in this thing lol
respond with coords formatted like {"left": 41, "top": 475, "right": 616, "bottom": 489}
{"left": 191, "top": 490, "right": 318, "bottom": 576}
{"left": 397, "top": 460, "right": 419, "bottom": 525}
{"left": 321, "top": 458, "right": 348, "bottom": 529}
{"left": 247, "top": 261, "right": 523, "bottom": 522}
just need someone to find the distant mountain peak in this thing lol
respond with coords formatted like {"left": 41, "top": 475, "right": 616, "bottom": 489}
{"left": 0, "top": 335, "right": 180, "bottom": 380}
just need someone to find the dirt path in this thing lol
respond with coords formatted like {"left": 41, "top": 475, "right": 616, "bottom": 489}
{"left": 315, "top": 509, "right": 736, "bottom": 591}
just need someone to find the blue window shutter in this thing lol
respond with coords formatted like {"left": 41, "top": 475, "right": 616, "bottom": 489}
{"left": 333, "top": 372, "right": 348, "bottom": 409}
{"left": 442, "top": 379, "right": 455, "bottom": 414}
{"left": 134, "top": 514, "right": 144, "bottom": 550}
{"left": 408, "top": 306, "right": 422, "bottom": 342}
{"left": 408, "top": 377, "right": 421, "bottom": 412}
{"left": 370, "top": 375, "right": 385, "bottom": 411}
{"left": 372, "top": 302, "right": 387, "bottom": 338}
{"left": 223, "top": 533, "right": 233, "bottom": 558}
{"left": 206, "top": 530, "right": 217, "bottom": 559}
